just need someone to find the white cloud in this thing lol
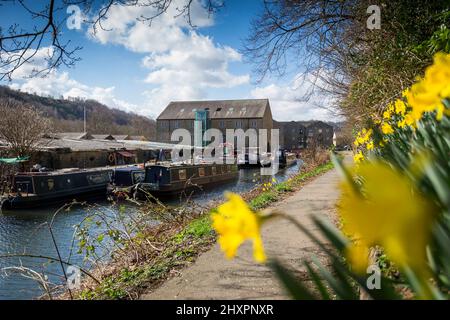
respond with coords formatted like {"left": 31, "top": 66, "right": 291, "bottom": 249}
{"left": 1, "top": 47, "right": 55, "bottom": 80}
{"left": 88, "top": 1, "right": 249, "bottom": 115}
{"left": 10, "top": 70, "right": 142, "bottom": 115}
{"left": 251, "top": 74, "right": 339, "bottom": 121}
{"left": 141, "top": 32, "right": 249, "bottom": 111}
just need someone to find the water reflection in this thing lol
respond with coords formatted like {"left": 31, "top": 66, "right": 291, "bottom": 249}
{"left": 0, "top": 162, "right": 301, "bottom": 300}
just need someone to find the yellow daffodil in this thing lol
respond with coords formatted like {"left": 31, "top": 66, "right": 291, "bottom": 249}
{"left": 381, "top": 122, "right": 394, "bottom": 135}
{"left": 383, "top": 110, "right": 392, "bottom": 120}
{"left": 353, "top": 151, "right": 364, "bottom": 164}
{"left": 406, "top": 52, "right": 450, "bottom": 121}
{"left": 394, "top": 99, "right": 406, "bottom": 115}
{"left": 366, "top": 140, "right": 374, "bottom": 151}
{"left": 339, "top": 162, "right": 434, "bottom": 279}
{"left": 346, "top": 243, "right": 370, "bottom": 274}
{"left": 354, "top": 128, "right": 372, "bottom": 146}
{"left": 397, "top": 119, "right": 406, "bottom": 128}
{"left": 404, "top": 113, "right": 416, "bottom": 127}
{"left": 402, "top": 87, "right": 410, "bottom": 98}
{"left": 212, "top": 192, "right": 266, "bottom": 263}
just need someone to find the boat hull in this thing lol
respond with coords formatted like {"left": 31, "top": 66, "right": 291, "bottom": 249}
{"left": 1, "top": 169, "right": 112, "bottom": 210}
{"left": 139, "top": 163, "right": 239, "bottom": 198}
{"left": 1, "top": 186, "right": 108, "bottom": 210}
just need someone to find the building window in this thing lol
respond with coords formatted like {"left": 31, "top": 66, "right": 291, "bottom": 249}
{"left": 235, "top": 120, "right": 243, "bottom": 128}
{"left": 251, "top": 120, "right": 257, "bottom": 128}
{"left": 174, "top": 120, "right": 180, "bottom": 129}
{"left": 219, "top": 120, "right": 225, "bottom": 128}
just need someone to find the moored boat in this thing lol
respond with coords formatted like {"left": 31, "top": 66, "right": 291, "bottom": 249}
{"left": 107, "top": 166, "right": 145, "bottom": 199}
{"left": 0, "top": 168, "right": 112, "bottom": 210}
{"left": 279, "top": 151, "right": 297, "bottom": 168}
{"left": 138, "top": 162, "right": 238, "bottom": 197}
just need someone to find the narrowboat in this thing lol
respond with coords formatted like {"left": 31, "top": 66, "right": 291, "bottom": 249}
{"left": 0, "top": 168, "right": 112, "bottom": 210}
{"left": 279, "top": 151, "right": 298, "bottom": 168}
{"left": 138, "top": 163, "right": 239, "bottom": 196}
{"left": 107, "top": 167, "right": 145, "bottom": 199}
{"left": 237, "top": 149, "right": 272, "bottom": 168}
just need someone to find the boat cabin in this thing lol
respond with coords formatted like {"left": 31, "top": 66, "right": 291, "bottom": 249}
{"left": 112, "top": 167, "right": 145, "bottom": 187}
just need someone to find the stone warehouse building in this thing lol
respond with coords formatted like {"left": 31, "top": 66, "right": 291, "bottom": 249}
{"left": 277, "top": 121, "right": 334, "bottom": 150}
{"left": 156, "top": 99, "right": 274, "bottom": 149}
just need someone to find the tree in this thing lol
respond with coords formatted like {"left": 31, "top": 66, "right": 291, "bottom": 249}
{"left": 0, "top": 0, "right": 222, "bottom": 80}
{"left": 0, "top": 98, "right": 52, "bottom": 157}
{"left": 243, "top": 0, "right": 449, "bottom": 125}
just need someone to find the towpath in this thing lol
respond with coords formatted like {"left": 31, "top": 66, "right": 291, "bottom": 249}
{"left": 141, "top": 158, "right": 344, "bottom": 300}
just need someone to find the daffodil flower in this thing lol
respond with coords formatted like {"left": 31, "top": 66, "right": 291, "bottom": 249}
{"left": 212, "top": 192, "right": 266, "bottom": 263}
{"left": 406, "top": 52, "right": 450, "bottom": 121}
{"left": 339, "top": 162, "right": 435, "bottom": 280}
{"left": 353, "top": 151, "right": 364, "bottom": 164}
{"left": 381, "top": 122, "right": 394, "bottom": 135}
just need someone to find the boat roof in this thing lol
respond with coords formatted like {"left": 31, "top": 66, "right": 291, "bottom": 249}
{"left": 16, "top": 167, "right": 112, "bottom": 177}
{"left": 114, "top": 167, "right": 144, "bottom": 173}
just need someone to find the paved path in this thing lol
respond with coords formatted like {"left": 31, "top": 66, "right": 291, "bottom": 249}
{"left": 142, "top": 163, "right": 342, "bottom": 300}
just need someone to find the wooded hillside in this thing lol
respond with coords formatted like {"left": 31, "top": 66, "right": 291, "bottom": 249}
{"left": 0, "top": 86, "right": 156, "bottom": 139}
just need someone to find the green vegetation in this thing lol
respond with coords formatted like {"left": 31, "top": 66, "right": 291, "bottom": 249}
{"left": 250, "top": 162, "right": 334, "bottom": 211}
{"left": 0, "top": 85, "right": 156, "bottom": 138}
{"left": 75, "top": 160, "right": 335, "bottom": 300}
{"left": 78, "top": 215, "right": 215, "bottom": 300}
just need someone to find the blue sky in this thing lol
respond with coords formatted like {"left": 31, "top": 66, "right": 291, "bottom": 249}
{"left": 0, "top": 0, "right": 335, "bottom": 121}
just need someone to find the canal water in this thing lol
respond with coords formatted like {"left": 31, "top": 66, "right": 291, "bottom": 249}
{"left": 0, "top": 163, "right": 301, "bottom": 300}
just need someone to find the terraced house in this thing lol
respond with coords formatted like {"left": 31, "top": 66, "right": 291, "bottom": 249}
{"left": 156, "top": 99, "right": 274, "bottom": 149}
{"left": 277, "top": 120, "right": 334, "bottom": 151}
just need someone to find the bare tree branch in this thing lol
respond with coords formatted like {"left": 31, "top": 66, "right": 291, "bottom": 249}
{"left": 0, "top": 0, "right": 223, "bottom": 80}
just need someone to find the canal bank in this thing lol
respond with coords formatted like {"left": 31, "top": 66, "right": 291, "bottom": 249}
{"left": 0, "top": 162, "right": 303, "bottom": 300}
{"left": 142, "top": 160, "right": 339, "bottom": 299}
{"left": 66, "top": 158, "right": 334, "bottom": 300}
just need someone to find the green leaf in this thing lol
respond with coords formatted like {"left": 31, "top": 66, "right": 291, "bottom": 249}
{"left": 313, "top": 216, "right": 349, "bottom": 252}
{"left": 310, "top": 256, "right": 357, "bottom": 300}
{"left": 269, "top": 259, "right": 317, "bottom": 300}
{"left": 304, "top": 260, "right": 331, "bottom": 300}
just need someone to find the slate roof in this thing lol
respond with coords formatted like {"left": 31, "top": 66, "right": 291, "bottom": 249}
{"left": 92, "top": 134, "right": 115, "bottom": 140}
{"left": 38, "top": 138, "right": 178, "bottom": 152}
{"left": 49, "top": 132, "right": 94, "bottom": 140}
{"left": 127, "top": 135, "right": 148, "bottom": 141}
{"left": 113, "top": 135, "right": 130, "bottom": 141}
{"left": 157, "top": 99, "right": 270, "bottom": 120}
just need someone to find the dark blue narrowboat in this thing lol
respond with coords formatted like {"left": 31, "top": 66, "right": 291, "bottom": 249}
{"left": 107, "top": 167, "right": 146, "bottom": 198}
{"left": 111, "top": 167, "right": 146, "bottom": 187}
{"left": 138, "top": 163, "right": 238, "bottom": 196}
{"left": 0, "top": 168, "right": 112, "bottom": 210}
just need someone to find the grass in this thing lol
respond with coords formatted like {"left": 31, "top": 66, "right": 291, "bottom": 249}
{"left": 78, "top": 215, "right": 215, "bottom": 300}
{"left": 250, "top": 161, "right": 334, "bottom": 211}
{"left": 76, "top": 160, "right": 334, "bottom": 300}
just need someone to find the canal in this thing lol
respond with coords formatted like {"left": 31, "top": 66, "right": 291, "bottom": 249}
{"left": 0, "top": 163, "right": 302, "bottom": 300}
